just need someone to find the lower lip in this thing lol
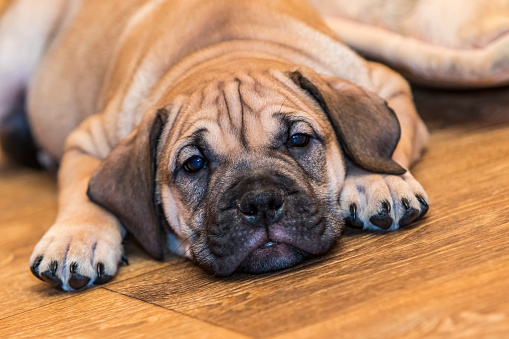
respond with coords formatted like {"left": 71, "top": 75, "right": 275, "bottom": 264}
{"left": 252, "top": 241, "right": 293, "bottom": 257}
{"left": 237, "top": 241, "right": 306, "bottom": 274}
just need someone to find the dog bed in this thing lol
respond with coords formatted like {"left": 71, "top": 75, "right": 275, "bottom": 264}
{"left": 311, "top": 0, "right": 509, "bottom": 88}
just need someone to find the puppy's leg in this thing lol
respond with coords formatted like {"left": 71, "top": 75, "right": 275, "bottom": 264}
{"left": 340, "top": 63, "right": 430, "bottom": 230}
{"left": 29, "top": 115, "right": 125, "bottom": 291}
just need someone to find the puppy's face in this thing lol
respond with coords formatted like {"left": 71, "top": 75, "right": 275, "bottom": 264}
{"left": 159, "top": 69, "right": 345, "bottom": 276}
{"left": 88, "top": 60, "right": 404, "bottom": 276}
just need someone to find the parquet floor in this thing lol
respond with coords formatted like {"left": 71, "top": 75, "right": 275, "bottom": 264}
{"left": 1, "top": 85, "right": 509, "bottom": 338}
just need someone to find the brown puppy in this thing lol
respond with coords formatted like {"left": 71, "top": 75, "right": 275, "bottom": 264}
{"left": 0, "top": 0, "right": 429, "bottom": 290}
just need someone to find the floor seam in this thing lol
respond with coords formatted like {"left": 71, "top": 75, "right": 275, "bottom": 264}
{"left": 102, "top": 286, "right": 255, "bottom": 338}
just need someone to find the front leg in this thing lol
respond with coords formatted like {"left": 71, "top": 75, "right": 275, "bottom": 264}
{"left": 29, "top": 116, "right": 125, "bottom": 291}
{"left": 340, "top": 63, "right": 430, "bottom": 231}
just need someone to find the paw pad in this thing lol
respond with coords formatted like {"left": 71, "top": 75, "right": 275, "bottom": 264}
{"left": 369, "top": 201, "right": 393, "bottom": 229}
{"left": 94, "top": 262, "right": 113, "bottom": 285}
{"left": 40, "top": 261, "right": 62, "bottom": 289}
{"left": 67, "top": 262, "right": 91, "bottom": 290}
{"left": 416, "top": 194, "right": 429, "bottom": 218}
{"left": 399, "top": 198, "right": 420, "bottom": 227}
{"left": 30, "top": 256, "right": 44, "bottom": 282}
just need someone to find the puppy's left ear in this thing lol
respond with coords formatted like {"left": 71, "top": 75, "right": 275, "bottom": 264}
{"left": 289, "top": 71, "right": 406, "bottom": 175}
{"left": 87, "top": 109, "right": 168, "bottom": 260}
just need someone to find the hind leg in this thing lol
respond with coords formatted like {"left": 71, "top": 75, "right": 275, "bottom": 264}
{"left": 0, "top": 89, "right": 41, "bottom": 168}
{"left": 0, "top": 0, "right": 66, "bottom": 166}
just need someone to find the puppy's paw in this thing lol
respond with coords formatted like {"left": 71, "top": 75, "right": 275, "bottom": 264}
{"left": 29, "top": 223, "right": 125, "bottom": 291}
{"left": 340, "top": 169, "right": 429, "bottom": 231}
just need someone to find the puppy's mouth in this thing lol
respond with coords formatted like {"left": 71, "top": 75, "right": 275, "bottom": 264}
{"left": 236, "top": 239, "right": 310, "bottom": 274}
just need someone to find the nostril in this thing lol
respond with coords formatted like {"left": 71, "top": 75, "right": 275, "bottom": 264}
{"left": 247, "top": 204, "right": 257, "bottom": 215}
{"left": 268, "top": 198, "right": 283, "bottom": 211}
{"left": 238, "top": 188, "right": 285, "bottom": 217}
{"left": 239, "top": 200, "right": 258, "bottom": 216}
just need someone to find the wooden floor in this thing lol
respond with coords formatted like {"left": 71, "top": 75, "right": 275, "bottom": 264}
{"left": 1, "top": 85, "right": 509, "bottom": 338}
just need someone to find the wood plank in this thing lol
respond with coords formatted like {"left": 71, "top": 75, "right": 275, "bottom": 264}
{"left": 2, "top": 85, "right": 509, "bottom": 337}
{"left": 0, "top": 161, "right": 173, "bottom": 319}
{"left": 276, "top": 260, "right": 509, "bottom": 338}
{"left": 0, "top": 239, "right": 172, "bottom": 319}
{"left": 0, "top": 289, "right": 247, "bottom": 338}
{"left": 105, "top": 123, "right": 509, "bottom": 337}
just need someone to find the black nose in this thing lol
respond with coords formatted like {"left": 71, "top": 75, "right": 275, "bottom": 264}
{"left": 238, "top": 188, "right": 285, "bottom": 224}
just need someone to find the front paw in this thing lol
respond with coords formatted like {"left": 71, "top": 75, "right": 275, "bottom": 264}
{"left": 29, "top": 223, "right": 125, "bottom": 291}
{"left": 340, "top": 170, "right": 429, "bottom": 231}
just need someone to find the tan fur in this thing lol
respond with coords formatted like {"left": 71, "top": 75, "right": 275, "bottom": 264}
{"left": 156, "top": 62, "right": 349, "bottom": 256}
{"left": 0, "top": 0, "right": 429, "bottom": 290}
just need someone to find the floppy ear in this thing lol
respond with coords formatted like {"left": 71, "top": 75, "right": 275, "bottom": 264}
{"left": 87, "top": 109, "right": 169, "bottom": 260}
{"left": 289, "top": 71, "right": 406, "bottom": 175}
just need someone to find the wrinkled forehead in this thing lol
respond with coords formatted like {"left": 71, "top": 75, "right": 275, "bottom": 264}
{"left": 168, "top": 72, "right": 328, "bottom": 160}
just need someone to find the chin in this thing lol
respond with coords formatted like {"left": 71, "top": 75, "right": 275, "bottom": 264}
{"left": 236, "top": 241, "right": 310, "bottom": 274}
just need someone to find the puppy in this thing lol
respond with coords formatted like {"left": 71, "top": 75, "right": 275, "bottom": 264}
{"left": 0, "top": 0, "right": 429, "bottom": 291}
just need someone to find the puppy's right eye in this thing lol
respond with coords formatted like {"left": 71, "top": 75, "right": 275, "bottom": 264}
{"left": 184, "top": 155, "right": 207, "bottom": 173}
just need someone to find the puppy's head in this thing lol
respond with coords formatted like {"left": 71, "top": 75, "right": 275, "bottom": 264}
{"left": 88, "top": 60, "right": 404, "bottom": 276}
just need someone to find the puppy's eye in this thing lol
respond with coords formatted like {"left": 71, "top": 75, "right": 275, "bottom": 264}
{"left": 184, "top": 155, "right": 207, "bottom": 173}
{"left": 288, "top": 133, "right": 309, "bottom": 147}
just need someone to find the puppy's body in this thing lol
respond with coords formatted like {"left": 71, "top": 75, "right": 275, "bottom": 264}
{"left": 27, "top": 0, "right": 373, "bottom": 159}
{"left": 0, "top": 0, "right": 429, "bottom": 290}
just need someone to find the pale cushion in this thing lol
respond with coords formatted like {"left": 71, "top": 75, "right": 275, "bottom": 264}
{"left": 311, "top": 0, "right": 509, "bottom": 88}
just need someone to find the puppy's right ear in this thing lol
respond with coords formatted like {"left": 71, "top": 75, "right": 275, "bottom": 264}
{"left": 87, "top": 109, "right": 169, "bottom": 260}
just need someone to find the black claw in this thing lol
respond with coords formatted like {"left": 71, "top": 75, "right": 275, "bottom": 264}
{"left": 351, "top": 204, "right": 357, "bottom": 220}
{"left": 382, "top": 201, "right": 391, "bottom": 214}
{"left": 399, "top": 208, "right": 420, "bottom": 228}
{"left": 416, "top": 195, "right": 429, "bottom": 219}
{"left": 402, "top": 198, "right": 410, "bottom": 210}
{"left": 370, "top": 202, "right": 393, "bottom": 230}
{"left": 30, "top": 256, "right": 45, "bottom": 281}
{"left": 69, "top": 273, "right": 91, "bottom": 290}
{"left": 97, "top": 262, "right": 104, "bottom": 276}
{"left": 69, "top": 262, "right": 78, "bottom": 275}
{"left": 94, "top": 262, "right": 113, "bottom": 285}
{"left": 50, "top": 260, "right": 58, "bottom": 275}
{"left": 121, "top": 254, "right": 129, "bottom": 266}
{"left": 345, "top": 204, "right": 364, "bottom": 229}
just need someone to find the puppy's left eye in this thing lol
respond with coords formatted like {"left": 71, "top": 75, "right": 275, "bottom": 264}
{"left": 184, "top": 155, "right": 207, "bottom": 173}
{"left": 288, "top": 133, "right": 310, "bottom": 147}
